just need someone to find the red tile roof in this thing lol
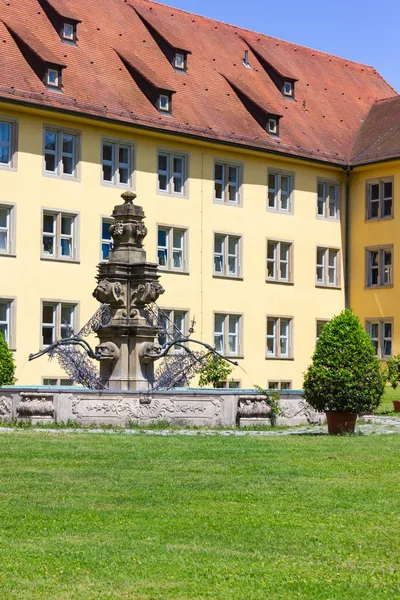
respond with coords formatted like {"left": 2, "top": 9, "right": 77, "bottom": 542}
{"left": 2, "top": 19, "right": 66, "bottom": 67}
{"left": 131, "top": 3, "right": 191, "bottom": 54}
{"left": 41, "top": 0, "right": 81, "bottom": 23}
{"left": 242, "top": 37, "right": 298, "bottom": 81}
{"left": 0, "top": 0, "right": 397, "bottom": 165}
{"left": 115, "top": 48, "right": 176, "bottom": 93}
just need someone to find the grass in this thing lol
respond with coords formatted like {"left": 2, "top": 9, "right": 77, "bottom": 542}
{"left": 0, "top": 432, "right": 399, "bottom": 599}
{"left": 377, "top": 386, "right": 400, "bottom": 414}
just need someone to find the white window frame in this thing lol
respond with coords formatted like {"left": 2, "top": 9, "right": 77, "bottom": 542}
{"left": 62, "top": 22, "right": 75, "bottom": 42}
{"left": 366, "top": 319, "right": 393, "bottom": 359}
{"left": 267, "top": 118, "right": 278, "bottom": 135}
{"left": 266, "top": 315, "right": 293, "bottom": 359}
{"left": 213, "top": 160, "right": 243, "bottom": 206}
{"left": 316, "top": 247, "right": 340, "bottom": 288}
{"left": 316, "top": 319, "right": 329, "bottom": 343}
{"left": 157, "top": 225, "right": 188, "bottom": 273}
{"left": 0, "top": 297, "right": 16, "bottom": 350}
{"left": 174, "top": 53, "right": 186, "bottom": 71}
{"left": 0, "top": 203, "right": 16, "bottom": 256}
{"left": 0, "top": 117, "right": 18, "bottom": 170}
{"left": 41, "top": 301, "right": 79, "bottom": 348}
{"left": 214, "top": 313, "right": 243, "bottom": 357}
{"left": 213, "top": 232, "right": 242, "bottom": 278}
{"left": 283, "top": 81, "right": 293, "bottom": 97}
{"left": 42, "top": 209, "right": 79, "bottom": 262}
{"left": 365, "top": 246, "right": 393, "bottom": 288}
{"left": 158, "top": 308, "right": 189, "bottom": 352}
{"left": 366, "top": 178, "right": 394, "bottom": 220}
{"left": 157, "top": 149, "right": 188, "bottom": 197}
{"left": 268, "top": 380, "right": 292, "bottom": 390}
{"left": 42, "top": 377, "right": 74, "bottom": 386}
{"left": 43, "top": 126, "right": 80, "bottom": 179}
{"left": 158, "top": 94, "right": 171, "bottom": 113}
{"left": 267, "top": 169, "right": 294, "bottom": 213}
{"left": 46, "top": 68, "right": 61, "bottom": 88}
{"left": 101, "top": 138, "right": 135, "bottom": 188}
{"left": 317, "top": 179, "right": 341, "bottom": 220}
{"left": 266, "top": 239, "right": 293, "bottom": 283}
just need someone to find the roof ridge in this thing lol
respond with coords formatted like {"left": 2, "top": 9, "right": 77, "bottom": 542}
{"left": 135, "top": 0, "right": 382, "bottom": 72}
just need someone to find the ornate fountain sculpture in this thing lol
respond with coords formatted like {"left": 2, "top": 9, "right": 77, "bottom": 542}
{"left": 92, "top": 191, "right": 164, "bottom": 391}
{"left": 29, "top": 191, "right": 238, "bottom": 390}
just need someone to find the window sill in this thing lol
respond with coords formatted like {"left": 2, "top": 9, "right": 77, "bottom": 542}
{"left": 365, "top": 216, "right": 394, "bottom": 223}
{"left": 213, "top": 200, "right": 242, "bottom": 208}
{"left": 221, "top": 355, "right": 244, "bottom": 360}
{"left": 213, "top": 274, "right": 243, "bottom": 281}
{"left": 43, "top": 172, "right": 80, "bottom": 182}
{"left": 41, "top": 257, "right": 80, "bottom": 264}
{"left": 267, "top": 207, "right": 293, "bottom": 215}
{"left": 158, "top": 268, "right": 190, "bottom": 276}
{"left": 265, "top": 356, "right": 294, "bottom": 361}
{"left": 0, "top": 163, "right": 17, "bottom": 172}
{"left": 101, "top": 180, "right": 134, "bottom": 191}
{"left": 157, "top": 190, "right": 188, "bottom": 199}
{"left": 315, "top": 284, "right": 341, "bottom": 290}
{"left": 266, "top": 279, "right": 294, "bottom": 285}
{"left": 364, "top": 284, "right": 393, "bottom": 290}
{"left": 0, "top": 252, "right": 16, "bottom": 258}
{"left": 316, "top": 215, "right": 340, "bottom": 222}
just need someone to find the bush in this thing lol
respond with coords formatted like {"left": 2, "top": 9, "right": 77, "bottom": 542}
{"left": 198, "top": 355, "right": 233, "bottom": 388}
{"left": 0, "top": 332, "right": 16, "bottom": 386}
{"left": 303, "top": 309, "right": 385, "bottom": 413}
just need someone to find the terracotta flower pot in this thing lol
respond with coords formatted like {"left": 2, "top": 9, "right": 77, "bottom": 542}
{"left": 325, "top": 411, "right": 357, "bottom": 435}
{"left": 393, "top": 401, "right": 400, "bottom": 412}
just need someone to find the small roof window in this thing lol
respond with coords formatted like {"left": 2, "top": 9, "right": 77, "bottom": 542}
{"left": 62, "top": 22, "right": 76, "bottom": 43}
{"left": 46, "top": 67, "right": 61, "bottom": 89}
{"left": 174, "top": 53, "right": 186, "bottom": 71}
{"left": 158, "top": 94, "right": 171, "bottom": 113}
{"left": 267, "top": 118, "right": 279, "bottom": 136}
{"left": 283, "top": 81, "right": 294, "bottom": 97}
{"left": 243, "top": 50, "right": 251, "bottom": 69}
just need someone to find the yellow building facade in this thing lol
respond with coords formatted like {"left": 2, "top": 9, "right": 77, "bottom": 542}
{"left": 0, "top": 102, "right": 347, "bottom": 389}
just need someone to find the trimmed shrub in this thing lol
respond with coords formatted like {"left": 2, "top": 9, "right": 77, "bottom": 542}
{"left": 198, "top": 355, "right": 233, "bottom": 388}
{"left": 0, "top": 332, "right": 16, "bottom": 386}
{"left": 303, "top": 309, "right": 385, "bottom": 413}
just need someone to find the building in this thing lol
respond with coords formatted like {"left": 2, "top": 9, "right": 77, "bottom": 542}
{"left": 0, "top": 0, "right": 398, "bottom": 389}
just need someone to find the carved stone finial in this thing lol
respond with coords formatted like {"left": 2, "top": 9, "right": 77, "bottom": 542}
{"left": 121, "top": 191, "right": 137, "bottom": 204}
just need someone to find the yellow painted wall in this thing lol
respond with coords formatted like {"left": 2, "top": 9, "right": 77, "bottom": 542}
{"left": 0, "top": 102, "right": 346, "bottom": 388}
{"left": 349, "top": 160, "right": 400, "bottom": 362}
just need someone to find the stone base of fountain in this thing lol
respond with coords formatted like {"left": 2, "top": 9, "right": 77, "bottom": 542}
{"left": 0, "top": 388, "right": 323, "bottom": 427}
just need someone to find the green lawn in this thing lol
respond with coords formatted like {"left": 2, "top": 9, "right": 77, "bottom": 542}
{"left": 377, "top": 386, "right": 400, "bottom": 413}
{"left": 0, "top": 432, "right": 399, "bottom": 599}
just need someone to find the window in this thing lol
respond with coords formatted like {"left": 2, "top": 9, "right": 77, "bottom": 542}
{"left": 0, "top": 119, "right": 17, "bottom": 169}
{"left": 214, "top": 162, "right": 242, "bottom": 205}
{"left": 283, "top": 81, "right": 293, "bottom": 97}
{"left": 157, "top": 151, "right": 187, "bottom": 196}
{"left": 102, "top": 139, "right": 134, "bottom": 187}
{"left": 101, "top": 218, "right": 113, "bottom": 260}
{"left": 266, "top": 316, "right": 293, "bottom": 359}
{"left": 44, "top": 127, "right": 79, "bottom": 178}
{"left": 267, "top": 170, "right": 293, "bottom": 213}
{"left": 62, "top": 22, "right": 76, "bottom": 42}
{"left": 41, "top": 302, "right": 77, "bottom": 347}
{"left": 316, "top": 319, "right": 329, "bottom": 342}
{"left": 42, "top": 377, "right": 74, "bottom": 386}
{"left": 214, "top": 313, "right": 242, "bottom": 357}
{"left": 214, "top": 233, "right": 241, "bottom": 278}
{"left": 174, "top": 53, "right": 186, "bottom": 70}
{"left": 157, "top": 226, "right": 188, "bottom": 272}
{"left": 268, "top": 381, "right": 292, "bottom": 390}
{"left": 215, "top": 380, "right": 241, "bottom": 389}
{"left": 158, "top": 309, "right": 188, "bottom": 351}
{"left": 366, "top": 246, "right": 393, "bottom": 287}
{"left": 317, "top": 180, "right": 340, "bottom": 219}
{"left": 316, "top": 247, "right": 340, "bottom": 287}
{"left": 267, "top": 118, "right": 278, "bottom": 135}
{"left": 158, "top": 94, "right": 171, "bottom": 113}
{"left": 42, "top": 211, "right": 78, "bottom": 261}
{"left": 366, "top": 320, "right": 393, "bottom": 359}
{"left": 0, "top": 298, "right": 15, "bottom": 349}
{"left": 46, "top": 68, "right": 61, "bottom": 89}
{"left": 0, "top": 203, "right": 16, "bottom": 256}
{"left": 367, "top": 179, "right": 393, "bottom": 220}
{"left": 266, "top": 240, "right": 292, "bottom": 283}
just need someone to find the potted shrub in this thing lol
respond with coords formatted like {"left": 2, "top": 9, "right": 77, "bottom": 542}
{"left": 303, "top": 309, "right": 385, "bottom": 434}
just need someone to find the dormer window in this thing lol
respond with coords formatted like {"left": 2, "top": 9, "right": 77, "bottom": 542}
{"left": 158, "top": 94, "right": 171, "bottom": 113}
{"left": 174, "top": 53, "right": 186, "bottom": 71}
{"left": 62, "top": 22, "right": 76, "bottom": 43}
{"left": 283, "top": 81, "right": 294, "bottom": 97}
{"left": 243, "top": 50, "right": 251, "bottom": 69}
{"left": 46, "top": 67, "right": 61, "bottom": 89}
{"left": 267, "top": 118, "right": 278, "bottom": 136}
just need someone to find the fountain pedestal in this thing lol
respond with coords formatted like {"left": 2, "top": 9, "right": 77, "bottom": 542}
{"left": 93, "top": 192, "right": 164, "bottom": 391}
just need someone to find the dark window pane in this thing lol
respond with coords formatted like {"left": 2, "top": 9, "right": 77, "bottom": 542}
{"left": 102, "top": 143, "right": 113, "bottom": 162}
{"left": 102, "top": 222, "right": 111, "bottom": 240}
{"left": 45, "top": 153, "right": 56, "bottom": 172}
{"left": 102, "top": 164, "right": 113, "bottom": 182}
{"left": 62, "top": 155, "right": 74, "bottom": 175}
{"left": 45, "top": 131, "right": 57, "bottom": 151}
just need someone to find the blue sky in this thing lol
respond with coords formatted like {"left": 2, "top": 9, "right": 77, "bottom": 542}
{"left": 159, "top": 0, "right": 399, "bottom": 93}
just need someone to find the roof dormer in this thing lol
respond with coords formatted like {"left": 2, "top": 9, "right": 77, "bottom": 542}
{"left": 222, "top": 74, "right": 282, "bottom": 136}
{"left": 3, "top": 20, "right": 66, "bottom": 91}
{"left": 242, "top": 37, "right": 298, "bottom": 99}
{"left": 39, "top": 0, "right": 81, "bottom": 45}
{"left": 130, "top": 4, "right": 191, "bottom": 73}
{"left": 116, "top": 49, "right": 176, "bottom": 115}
